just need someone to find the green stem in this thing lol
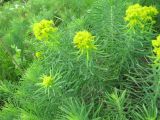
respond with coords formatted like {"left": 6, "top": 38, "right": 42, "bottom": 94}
{"left": 86, "top": 50, "right": 89, "bottom": 68}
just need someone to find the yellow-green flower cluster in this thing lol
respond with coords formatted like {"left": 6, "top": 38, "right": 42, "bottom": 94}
{"left": 152, "top": 35, "right": 160, "bottom": 58}
{"left": 33, "top": 19, "right": 57, "bottom": 41}
{"left": 124, "top": 4, "right": 158, "bottom": 28}
{"left": 35, "top": 51, "right": 42, "bottom": 58}
{"left": 73, "top": 31, "right": 96, "bottom": 53}
{"left": 41, "top": 75, "right": 54, "bottom": 88}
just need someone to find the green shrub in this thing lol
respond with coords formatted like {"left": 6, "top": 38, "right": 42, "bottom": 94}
{"left": 0, "top": 0, "right": 160, "bottom": 120}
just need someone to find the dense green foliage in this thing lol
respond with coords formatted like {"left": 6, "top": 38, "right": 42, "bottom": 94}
{"left": 0, "top": 0, "right": 160, "bottom": 120}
